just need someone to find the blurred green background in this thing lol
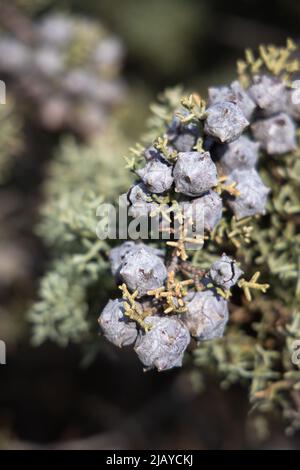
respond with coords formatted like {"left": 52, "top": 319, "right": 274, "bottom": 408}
{"left": 0, "top": 0, "right": 300, "bottom": 450}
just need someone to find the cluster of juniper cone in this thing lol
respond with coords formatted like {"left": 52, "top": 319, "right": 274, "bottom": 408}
{"left": 98, "top": 47, "right": 300, "bottom": 371}
{"left": 0, "top": 11, "right": 125, "bottom": 137}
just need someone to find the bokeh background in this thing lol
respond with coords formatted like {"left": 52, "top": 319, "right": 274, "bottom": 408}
{"left": 0, "top": 0, "right": 300, "bottom": 449}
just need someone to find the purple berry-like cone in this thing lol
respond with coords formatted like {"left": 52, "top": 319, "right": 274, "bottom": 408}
{"left": 137, "top": 159, "right": 173, "bottom": 194}
{"left": 183, "top": 290, "right": 229, "bottom": 341}
{"left": 204, "top": 101, "right": 249, "bottom": 143}
{"left": 208, "top": 80, "right": 256, "bottom": 120}
{"left": 180, "top": 190, "right": 223, "bottom": 233}
{"left": 251, "top": 112, "right": 296, "bottom": 155}
{"left": 227, "top": 169, "right": 270, "bottom": 220}
{"left": 209, "top": 253, "right": 243, "bottom": 290}
{"left": 99, "top": 299, "right": 138, "bottom": 347}
{"left": 109, "top": 241, "right": 164, "bottom": 277}
{"left": 167, "top": 113, "right": 200, "bottom": 152}
{"left": 248, "top": 75, "right": 287, "bottom": 116}
{"left": 109, "top": 241, "right": 137, "bottom": 276}
{"left": 174, "top": 151, "right": 218, "bottom": 197}
{"left": 216, "top": 135, "right": 260, "bottom": 173}
{"left": 127, "top": 182, "right": 158, "bottom": 218}
{"left": 120, "top": 247, "right": 167, "bottom": 297}
{"left": 134, "top": 316, "right": 190, "bottom": 371}
{"left": 285, "top": 88, "right": 300, "bottom": 121}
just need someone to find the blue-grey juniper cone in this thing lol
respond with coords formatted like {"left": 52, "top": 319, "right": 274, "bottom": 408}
{"left": 248, "top": 75, "right": 287, "bottom": 116}
{"left": 0, "top": 12, "right": 125, "bottom": 137}
{"left": 179, "top": 190, "right": 223, "bottom": 233}
{"left": 204, "top": 101, "right": 249, "bottom": 143}
{"left": 126, "top": 182, "right": 159, "bottom": 218}
{"left": 137, "top": 159, "right": 174, "bottom": 194}
{"left": 98, "top": 57, "right": 300, "bottom": 371}
{"left": 286, "top": 86, "right": 300, "bottom": 119}
{"left": 251, "top": 112, "right": 297, "bottom": 154}
{"left": 215, "top": 135, "right": 260, "bottom": 173}
{"left": 167, "top": 111, "right": 201, "bottom": 152}
{"left": 99, "top": 299, "right": 138, "bottom": 347}
{"left": 109, "top": 241, "right": 163, "bottom": 278}
{"left": 173, "top": 151, "right": 218, "bottom": 196}
{"left": 227, "top": 169, "right": 270, "bottom": 220}
{"left": 208, "top": 80, "right": 256, "bottom": 120}
{"left": 183, "top": 290, "right": 229, "bottom": 341}
{"left": 119, "top": 247, "right": 167, "bottom": 297}
{"left": 134, "top": 316, "right": 190, "bottom": 371}
{"left": 209, "top": 254, "right": 243, "bottom": 290}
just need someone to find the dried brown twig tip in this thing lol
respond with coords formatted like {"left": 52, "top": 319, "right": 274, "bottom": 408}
{"left": 238, "top": 272, "right": 270, "bottom": 302}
